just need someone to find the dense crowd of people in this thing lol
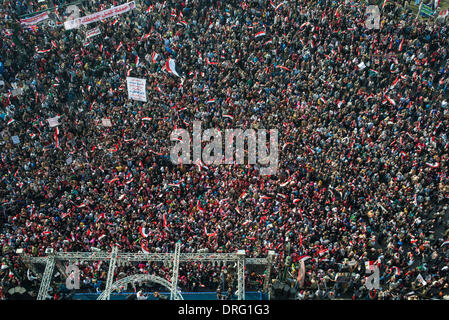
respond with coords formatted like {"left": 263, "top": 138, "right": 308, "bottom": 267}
{"left": 0, "top": 0, "right": 449, "bottom": 300}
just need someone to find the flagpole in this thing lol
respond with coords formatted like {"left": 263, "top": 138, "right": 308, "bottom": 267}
{"left": 416, "top": 0, "right": 424, "bottom": 20}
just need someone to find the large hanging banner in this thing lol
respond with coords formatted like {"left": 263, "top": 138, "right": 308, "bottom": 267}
{"left": 64, "top": 1, "right": 136, "bottom": 30}
{"left": 20, "top": 12, "right": 49, "bottom": 26}
{"left": 126, "top": 77, "right": 147, "bottom": 102}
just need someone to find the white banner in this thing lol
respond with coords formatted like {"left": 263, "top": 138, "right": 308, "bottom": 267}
{"left": 20, "top": 12, "right": 49, "bottom": 26}
{"left": 85, "top": 26, "right": 101, "bottom": 39}
{"left": 65, "top": 1, "right": 136, "bottom": 30}
{"left": 127, "top": 77, "right": 147, "bottom": 102}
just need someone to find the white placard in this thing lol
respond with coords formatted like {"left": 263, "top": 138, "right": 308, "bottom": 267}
{"left": 47, "top": 116, "right": 60, "bottom": 127}
{"left": 85, "top": 26, "right": 101, "bottom": 39}
{"left": 11, "top": 88, "right": 23, "bottom": 97}
{"left": 126, "top": 77, "right": 147, "bottom": 102}
{"left": 101, "top": 118, "right": 112, "bottom": 127}
{"left": 12, "top": 136, "right": 20, "bottom": 144}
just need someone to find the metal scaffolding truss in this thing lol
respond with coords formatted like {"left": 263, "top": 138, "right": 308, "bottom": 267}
{"left": 99, "top": 246, "right": 118, "bottom": 300}
{"left": 170, "top": 242, "right": 181, "bottom": 300}
{"left": 23, "top": 246, "right": 275, "bottom": 300}
{"left": 36, "top": 255, "right": 55, "bottom": 300}
{"left": 97, "top": 274, "right": 183, "bottom": 300}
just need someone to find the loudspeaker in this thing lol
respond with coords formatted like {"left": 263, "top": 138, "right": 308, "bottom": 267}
{"left": 289, "top": 287, "right": 297, "bottom": 299}
{"left": 272, "top": 281, "right": 283, "bottom": 299}
{"left": 282, "top": 283, "right": 290, "bottom": 297}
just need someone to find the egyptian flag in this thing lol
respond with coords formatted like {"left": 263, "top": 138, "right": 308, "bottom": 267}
{"left": 168, "top": 182, "right": 181, "bottom": 187}
{"left": 318, "top": 248, "right": 329, "bottom": 256}
{"left": 365, "top": 261, "right": 375, "bottom": 271}
{"left": 141, "top": 240, "right": 150, "bottom": 253}
{"left": 277, "top": 65, "right": 291, "bottom": 72}
{"left": 54, "top": 127, "right": 60, "bottom": 149}
{"left": 390, "top": 77, "right": 400, "bottom": 89}
{"left": 197, "top": 200, "right": 206, "bottom": 212}
{"left": 297, "top": 255, "right": 312, "bottom": 262}
{"left": 398, "top": 38, "right": 404, "bottom": 52}
{"left": 98, "top": 233, "right": 107, "bottom": 241}
{"left": 434, "top": 0, "right": 440, "bottom": 9}
{"left": 165, "top": 58, "right": 181, "bottom": 77}
{"left": 385, "top": 95, "right": 396, "bottom": 106}
{"left": 426, "top": 162, "right": 439, "bottom": 168}
{"left": 163, "top": 213, "right": 167, "bottom": 228}
{"left": 94, "top": 213, "right": 105, "bottom": 223}
{"left": 36, "top": 48, "right": 51, "bottom": 54}
{"left": 255, "top": 30, "right": 266, "bottom": 38}
{"left": 151, "top": 52, "right": 159, "bottom": 63}
{"left": 139, "top": 226, "right": 149, "bottom": 238}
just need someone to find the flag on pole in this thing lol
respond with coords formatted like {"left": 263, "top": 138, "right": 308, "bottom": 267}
{"left": 421, "top": 4, "right": 435, "bottom": 16}
{"left": 398, "top": 38, "right": 404, "bottom": 51}
{"left": 165, "top": 58, "right": 181, "bottom": 77}
{"left": 385, "top": 95, "right": 396, "bottom": 106}
{"left": 139, "top": 226, "right": 149, "bottom": 238}
{"left": 439, "top": 9, "right": 448, "bottom": 18}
